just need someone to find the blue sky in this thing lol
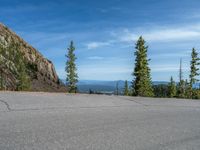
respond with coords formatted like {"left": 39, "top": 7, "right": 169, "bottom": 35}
{"left": 1, "top": 0, "right": 200, "bottom": 81}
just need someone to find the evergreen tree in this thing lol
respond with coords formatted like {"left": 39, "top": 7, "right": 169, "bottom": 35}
{"left": 17, "top": 59, "right": 30, "bottom": 91}
{"left": 189, "top": 48, "right": 200, "bottom": 98}
{"left": 168, "top": 76, "right": 176, "bottom": 98}
{"left": 189, "top": 48, "right": 200, "bottom": 85}
{"left": 89, "top": 89, "right": 94, "bottom": 94}
{"left": 185, "top": 79, "right": 191, "bottom": 99}
{"left": 179, "top": 58, "right": 183, "bottom": 82}
{"left": 4, "top": 42, "right": 30, "bottom": 91}
{"left": 0, "top": 42, "right": 30, "bottom": 91}
{"left": 0, "top": 73, "right": 3, "bottom": 90}
{"left": 153, "top": 84, "right": 168, "bottom": 97}
{"left": 177, "top": 58, "right": 185, "bottom": 98}
{"left": 124, "top": 80, "right": 129, "bottom": 96}
{"left": 132, "top": 36, "right": 154, "bottom": 97}
{"left": 116, "top": 81, "right": 119, "bottom": 95}
{"left": 65, "top": 41, "right": 78, "bottom": 93}
{"left": 178, "top": 80, "right": 186, "bottom": 98}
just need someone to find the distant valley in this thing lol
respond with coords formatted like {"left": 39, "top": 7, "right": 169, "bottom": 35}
{"left": 61, "top": 80, "right": 169, "bottom": 94}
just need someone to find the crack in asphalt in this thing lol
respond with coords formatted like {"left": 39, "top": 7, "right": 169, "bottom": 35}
{"left": 0, "top": 95, "right": 200, "bottom": 113}
{"left": 10, "top": 105, "right": 144, "bottom": 112}
{"left": 2, "top": 104, "right": 200, "bottom": 113}
{"left": 119, "top": 96, "right": 149, "bottom": 106}
{"left": 0, "top": 99, "right": 11, "bottom": 111}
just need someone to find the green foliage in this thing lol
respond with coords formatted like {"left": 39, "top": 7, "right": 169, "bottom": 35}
{"left": 189, "top": 48, "right": 200, "bottom": 85}
{"left": 0, "top": 42, "right": 31, "bottom": 91}
{"left": 185, "top": 80, "right": 192, "bottom": 99}
{"left": 115, "top": 81, "right": 119, "bottom": 95}
{"left": 132, "top": 36, "right": 154, "bottom": 97}
{"left": 189, "top": 48, "right": 200, "bottom": 98}
{"left": 65, "top": 41, "right": 78, "bottom": 93}
{"left": 177, "top": 59, "right": 186, "bottom": 98}
{"left": 124, "top": 80, "right": 129, "bottom": 96}
{"left": 192, "top": 89, "right": 200, "bottom": 99}
{"left": 26, "top": 62, "right": 38, "bottom": 79}
{"left": 16, "top": 59, "right": 31, "bottom": 91}
{"left": 9, "top": 43, "right": 30, "bottom": 91}
{"left": 153, "top": 84, "right": 168, "bottom": 98}
{"left": 168, "top": 76, "right": 176, "bottom": 98}
{"left": 89, "top": 89, "right": 94, "bottom": 94}
{"left": 0, "top": 72, "right": 4, "bottom": 90}
{"left": 177, "top": 80, "right": 186, "bottom": 98}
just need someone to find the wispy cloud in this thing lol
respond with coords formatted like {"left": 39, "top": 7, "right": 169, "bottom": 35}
{"left": 117, "top": 24, "right": 200, "bottom": 43}
{"left": 151, "top": 64, "right": 189, "bottom": 72}
{"left": 84, "top": 23, "right": 200, "bottom": 51}
{"left": 86, "top": 41, "right": 113, "bottom": 49}
{"left": 150, "top": 51, "right": 190, "bottom": 59}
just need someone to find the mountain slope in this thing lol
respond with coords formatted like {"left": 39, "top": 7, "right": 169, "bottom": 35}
{"left": 0, "top": 23, "right": 66, "bottom": 92}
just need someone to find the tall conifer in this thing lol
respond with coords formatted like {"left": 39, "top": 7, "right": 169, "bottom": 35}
{"left": 124, "top": 80, "right": 129, "bottom": 96}
{"left": 177, "top": 58, "right": 185, "bottom": 98}
{"left": 189, "top": 48, "right": 200, "bottom": 85}
{"left": 189, "top": 48, "right": 200, "bottom": 98}
{"left": 65, "top": 41, "right": 78, "bottom": 93}
{"left": 168, "top": 76, "right": 176, "bottom": 98}
{"left": 132, "top": 36, "right": 154, "bottom": 97}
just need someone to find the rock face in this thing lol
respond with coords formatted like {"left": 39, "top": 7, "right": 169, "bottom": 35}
{"left": 0, "top": 23, "right": 66, "bottom": 92}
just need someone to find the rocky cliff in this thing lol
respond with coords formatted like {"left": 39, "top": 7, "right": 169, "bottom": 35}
{"left": 0, "top": 23, "right": 66, "bottom": 92}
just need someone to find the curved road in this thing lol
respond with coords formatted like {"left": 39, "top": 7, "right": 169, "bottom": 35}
{"left": 0, "top": 92, "right": 200, "bottom": 150}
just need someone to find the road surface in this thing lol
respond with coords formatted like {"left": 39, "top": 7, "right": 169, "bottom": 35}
{"left": 0, "top": 92, "right": 200, "bottom": 150}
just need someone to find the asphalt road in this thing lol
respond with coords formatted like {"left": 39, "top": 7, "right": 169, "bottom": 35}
{"left": 0, "top": 92, "right": 200, "bottom": 150}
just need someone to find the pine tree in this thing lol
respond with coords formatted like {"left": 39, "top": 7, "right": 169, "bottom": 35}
{"left": 16, "top": 49, "right": 30, "bottom": 91}
{"left": 177, "top": 58, "right": 186, "bottom": 98}
{"left": 189, "top": 48, "right": 200, "bottom": 98}
{"left": 132, "top": 36, "right": 154, "bottom": 97}
{"left": 185, "top": 79, "right": 191, "bottom": 99}
{"left": 179, "top": 58, "right": 183, "bottom": 83}
{"left": 189, "top": 48, "right": 200, "bottom": 85}
{"left": 116, "top": 81, "right": 119, "bottom": 95}
{"left": 65, "top": 41, "right": 78, "bottom": 93}
{"left": 17, "top": 60, "right": 30, "bottom": 91}
{"left": 168, "top": 76, "right": 176, "bottom": 98}
{"left": 124, "top": 80, "right": 129, "bottom": 96}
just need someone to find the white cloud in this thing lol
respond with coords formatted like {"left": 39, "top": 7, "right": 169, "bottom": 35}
{"left": 117, "top": 23, "right": 200, "bottom": 43}
{"left": 86, "top": 41, "right": 112, "bottom": 49}
{"left": 146, "top": 29, "right": 200, "bottom": 42}
{"left": 151, "top": 65, "right": 189, "bottom": 72}
{"left": 85, "top": 23, "right": 200, "bottom": 50}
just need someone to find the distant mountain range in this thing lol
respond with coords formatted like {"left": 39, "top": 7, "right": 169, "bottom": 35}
{"left": 66, "top": 80, "right": 169, "bottom": 93}
{"left": 77, "top": 80, "right": 127, "bottom": 94}
{"left": 77, "top": 80, "right": 200, "bottom": 93}
{"left": 62, "top": 80, "right": 200, "bottom": 94}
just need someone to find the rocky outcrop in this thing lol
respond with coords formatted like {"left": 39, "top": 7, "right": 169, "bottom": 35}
{"left": 0, "top": 23, "right": 66, "bottom": 92}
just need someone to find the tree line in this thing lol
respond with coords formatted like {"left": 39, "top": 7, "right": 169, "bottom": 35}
{"left": 125, "top": 37, "right": 200, "bottom": 99}
{"left": 66, "top": 37, "right": 200, "bottom": 99}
